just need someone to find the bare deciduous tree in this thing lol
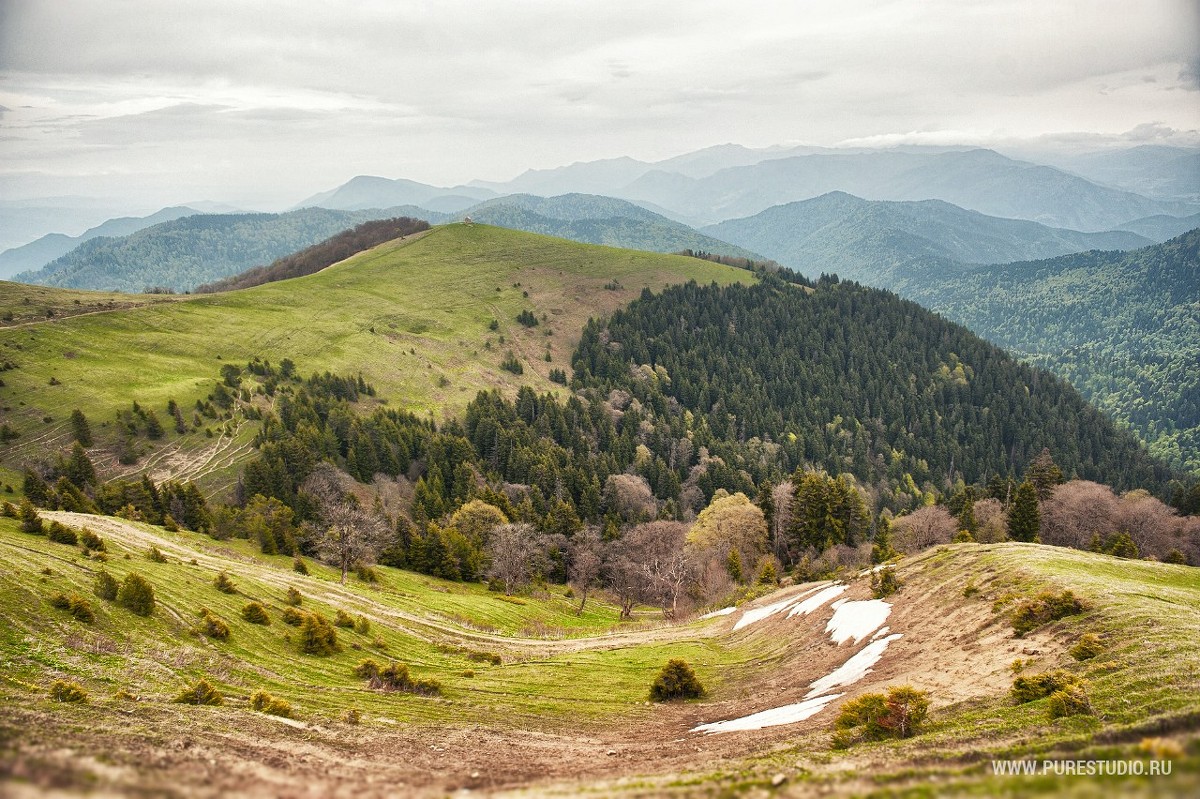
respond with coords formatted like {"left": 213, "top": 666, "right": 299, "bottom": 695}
{"left": 302, "top": 463, "right": 389, "bottom": 584}
{"left": 486, "top": 523, "right": 540, "bottom": 595}
{"left": 606, "top": 521, "right": 691, "bottom": 618}
{"left": 568, "top": 527, "right": 603, "bottom": 615}
{"left": 603, "top": 473, "right": 658, "bottom": 523}
{"left": 890, "top": 506, "right": 956, "bottom": 553}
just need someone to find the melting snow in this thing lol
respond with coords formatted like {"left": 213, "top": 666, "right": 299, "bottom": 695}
{"left": 825, "top": 599, "right": 891, "bottom": 645}
{"left": 732, "top": 584, "right": 825, "bottom": 631}
{"left": 690, "top": 693, "right": 844, "bottom": 734}
{"left": 700, "top": 606, "right": 737, "bottom": 619}
{"left": 870, "top": 625, "right": 891, "bottom": 640}
{"left": 785, "top": 584, "right": 847, "bottom": 618}
{"left": 805, "top": 634, "right": 903, "bottom": 698}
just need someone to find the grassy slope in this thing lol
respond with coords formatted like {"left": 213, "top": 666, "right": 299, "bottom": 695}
{"left": 0, "top": 224, "right": 749, "bottom": 494}
{"left": 1, "top": 514, "right": 1197, "bottom": 797}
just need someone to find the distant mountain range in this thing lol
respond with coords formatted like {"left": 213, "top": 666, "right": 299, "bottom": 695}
{"left": 293, "top": 175, "right": 496, "bottom": 212}
{"left": 702, "top": 192, "right": 1154, "bottom": 289}
{"left": 1038, "top": 145, "right": 1200, "bottom": 204}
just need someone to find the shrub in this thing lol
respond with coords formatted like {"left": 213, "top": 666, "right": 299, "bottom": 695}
{"left": 174, "top": 678, "right": 223, "bottom": 706}
{"left": 161, "top": 514, "right": 180, "bottom": 532}
{"left": 354, "top": 659, "right": 382, "bottom": 680}
{"left": 79, "top": 528, "right": 105, "bottom": 552}
{"left": 1048, "top": 684, "right": 1093, "bottom": 718}
{"left": 293, "top": 557, "right": 309, "bottom": 575}
{"left": 358, "top": 661, "right": 442, "bottom": 696}
{"left": 1070, "top": 633, "right": 1104, "bottom": 661}
{"left": 50, "top": 679, "right": 88, "bottom": 703}
{"left": 334, "top": 610, "right": 355, "bottom": 628}
{"left": 242, "top": 602, "right": 270, "bottom": 625}
{"left": 355, "top": 564, "right": 379, "bottom": 584}
{"left": 1011, "top": 670, "right": 1081, "bottom": 703}
{"left": 344, "top": 708, "right": 361, "bottom": 725}
{"left": 116, "top": 573, "right": 155, "bottom": 616}
{"left": 250, "top": 690, "right": 293, "bottom": 718}
{"left": 962, "top": 580, "right": 980, "bottom": 598}
{"left": 50, "top": 592, "right": 95, "bottom": 623}
{"left": 1, "top": 501, "right": 15, "bottom": 517}
{"left": 285, "top": 587, "right": 302, "bottom": 606}
{"left": 1011, "top": 590, "right": 1085, "bottom": 637}
{"left": 649, "top": 659, "right": 705, "bottom": 702}
{"left": 833, "top": 686, "right": 930, "bottom": 747}
{"left": 871, "top": 569, "right": 902, "bottom": 598}
{"left": 47, "top": 522, "right": 79, "bottom": 546}
{"left": 354, "top": 615, "right": 371, "bottom": 635}
{"left": 146, "top": 545, "right": 168, "bottom": 563}
{"left": 516, "top": 309, "right": 539, "bottom": 327}
{"left": 94, "top": 570, "right": 120, "bottom": 601}
{"left": 213, "top": 571, "right": 237, "bottom": 594}
{"left": 281, "top": 607, "right": 305, "bottom": 626}
{"left": 1163, "top": 549, "right": 1188, "bottom": 565}
{"left": 298, "top": 612, "right": 341, "bottom": 656}
{"left": 462, "top": 669, "right": 475, "bottom": 678}
{"left": 198, "top": 608, "right": 231, "bottom": 640}
{"left": 18, "top": 499, "right": 43, "bottom": 534}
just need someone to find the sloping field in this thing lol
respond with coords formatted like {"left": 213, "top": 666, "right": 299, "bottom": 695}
{"left": 1, "top": 514, "right": 1196, "bottom": 797}
{"left": 0, "top": 224, "right": 750, "bottom": 493}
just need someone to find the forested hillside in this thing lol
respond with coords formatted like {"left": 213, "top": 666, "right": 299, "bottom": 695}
{"left": 905, "top": 230, "right": 1200, "bottom": 474}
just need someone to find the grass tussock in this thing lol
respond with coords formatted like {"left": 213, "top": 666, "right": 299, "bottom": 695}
{"left": 354, "top": 659, "right": 442, "bottom": 696}
{"left": 1069, "top": 632, "right": 1104, "bottom": 661}
{"left": 1011, "top": 669, "right": 1083, "bottom": 703}
{"left": 213, "top": 571, "right": 237, "bottom": 594}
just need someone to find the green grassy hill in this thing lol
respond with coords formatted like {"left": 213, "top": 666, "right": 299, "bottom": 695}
{"left": 2, "top": 512, "right": 1195, "bottom": 797}
{"left": 0, "top": 224, "right": 749, "bottom": 495}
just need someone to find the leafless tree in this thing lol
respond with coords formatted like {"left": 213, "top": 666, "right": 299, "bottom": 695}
{"left": 890, "top": 505, "right": 956, "bottom": 553}
{"left": 603, "top": 473, "right": 658, "bottom": 523}
{"left": 568, "top": 527, "right": 603, "bottom": 615}
{"left": 302, "top": 463, "right": 389, "bottom": 584}
{"left": 771, "top": 480, "right": 795, "bottom": 562}
{"left": 486, "top": 523, "right": 540, "bottom": 595}
{"left": 606, "top": 521, "right": 692, "bottom": 619}
{"left": 973, "top": 497, "right": 1008, "bottom": 543}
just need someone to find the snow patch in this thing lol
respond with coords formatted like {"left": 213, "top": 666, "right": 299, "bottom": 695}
{"left": 732, "top": 584, "right": 826, "bottom": 631}
{"left": 700, "top": 606, "right": 737, "bottom": 619}
{"left": 825, "top": 599, "right": 891, "bottom": 645}
{"left": 805, "top": 634, "right": 903, "bottom": 698}
{"left": 870, "top": 625, "right": 891, "bottom": 641}
{"left": 785, "top": 584, "right": 847, "bottom": 619}
{"left": 691, "top": 693, "right": 844, "bottom": 734}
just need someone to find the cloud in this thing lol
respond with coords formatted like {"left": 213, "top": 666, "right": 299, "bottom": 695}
{"left": 1181, "top": 58, "right": 1200, "bottom": 90}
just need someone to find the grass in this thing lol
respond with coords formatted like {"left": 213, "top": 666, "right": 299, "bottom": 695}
{"left": 0, "top": 224, "right": 750, "bottom": 497}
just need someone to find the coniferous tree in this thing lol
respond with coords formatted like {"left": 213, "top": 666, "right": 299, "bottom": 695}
{"left": 69, "top": 409, "right": 93, "bottom": 447}
{"left": 1007, "top": 480, "right": 1041, "bottom": 543}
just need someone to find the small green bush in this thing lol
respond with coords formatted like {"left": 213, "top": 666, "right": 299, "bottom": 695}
{"left": 285, "top": 587, "right": 302, "bottom": 606}
{"left": 241, "top": 602, "right": 270, "bottom": 625}
{"left": 79, "top": 528, "right": 105, "bottom": 552}
{"left": 357, "top": 660, "right": 442, "bottom": 695}
{"left": 832, "top": 685, "right": 930, "bottom": 747}
{"left": 293, "top": 557, "right": 309, "bottom": 575}
{"left": 250, "top": 690, "right": 293, "bottom": 718}
{"left": 298, "top": 612, "right": 341, "bottom": 656}
{"left": 334, "top": 610, "right": 355, "bottom": 628}
{"left": 50, "top": 679, "right": 88, "bottom": 703}
{"left": 354, "top": 615, "right": 371, "bottom": 635}
{"left": 213, "top": 571, "right": 237, "bottom": 594}
{"left": 962, "top": 580, "right": 980, "bottom": 598}
{"left": 649, "top": 659, "right": 705, "bottom": 702}
{"left": 161, "top": 514, "right": 180, "bottom": 532}
{"left": 116, "top": 572, "right": 155, "bottom": 616}
{"left": 281, "top": 607, "right": 305, "bottom": 626}
{"left": 18, "top": 499, "right": 43, "bottom": 534}
{"left": 1070, "top": 633, "right": 1104, "bottom": 661}
{"left": 344, "top": 708, "right": 361, "bottom": 725}
{"left": 1011, "top": 590, "right": 1085, "bottom": 637}
{"left": 1048, "top": 684, "right": 1093, "bottom": 718}
{"left": 174, "top": 678, "right": 223, "bottom": 706}
{"left": 354, "top": 659, "right": 382, "bottom": 680}
{"left": 145, "top": 545, "right": 168, "bottom": 563}
{"left": 355, "top": 564, "right": 379, "bottom": 584}
{"left": 47, "top": 522, "right": 78, "bottom": 546}
{"left": 198, "top": 608, "right": 230, "bottom": 640}
{"left": 871, "top": 569, "right": 902, "bottom": 598}
{"left": 94, "top": 570, "right": 119, "bottom": 601}
{"left": 1011, "top": 669, "right": 1081, "bottom": 703}
{"left": 50, "top": 592, "right": 95, "bottom": 623}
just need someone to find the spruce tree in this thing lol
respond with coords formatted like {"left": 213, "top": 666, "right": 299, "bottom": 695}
{"left": 1007, "top": 480, "right": 1041, "bottom": 543}
{"left": 69, "top": 409, "right": 93, "bottom": 447}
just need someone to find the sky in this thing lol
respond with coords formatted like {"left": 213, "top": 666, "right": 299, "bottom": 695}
{"left": 1, "top": 0, "right": 1198, "bottom": 213}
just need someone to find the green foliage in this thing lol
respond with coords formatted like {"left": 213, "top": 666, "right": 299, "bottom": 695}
{"left": 516, "top": 309, "right": 539, "bottom": 328}
{"left": 79, "top": 528, "right": 105, "bottom": 552}
{"left": 871, "top": 517, "right": 897, "bottom": 565}
{"left": 1070, "top": 633, "right": 1104, "bottom": 661}
{"left": 757, "top": 559, "right": 778, "bottom": 585}
{"left": 649, "top": 659, "right": 705, "bottom": 702}
{"left": 18, "top": 499, "right": 43, "bottom": 534}
{"left": 116, "top": 572, "right": 155, "bottom": 616}
{"left": 1011, "top": 669, "right": 1082, "bottom": 703}
{"left": 500, "top": 351, "right": 523, "bottom": 375}
{"left": 1102, "top": 531, "right": 1139, "bottom": 559}
{"left": 293, "top": 557, "right": 309, "bottom": 575}
{"left": 354, "top": 615, "right": 371, "bottom": 635}
{"left": 333, "top": 609, "right": 355, "bottom": 628}
{"left": 1007, "top": 481, "right": 1041, "bottom": 543}
{"left": 46, "top": 522, "right": 78, "bottom": 546}
{"left": 281, "top": 607, "right": 305, "bottom": 626}
{"left": 146, "top": 545, "right": 168, "bottom": 563}
{"left": 198, "top": 608, "right": 231, "bottom": 640}
{"left": 1048, "top": 684, "right": 1094, "bottom": 719}
{"left": 250, "top": 690, "right": 293, "bottom": 718}
{"left": 962, "top": 580, "right": 980, "bottom": 598}
{"left": 174, "top": 677, "right": 223, "bottom": 706}
{"left": 213, "top": 571, "right": 237, "bottom": 594}
{"left": 298, "top": 612, "right": 341, "bottom": 656}
{"left": 871, "top": 568, "right": 902, "bottom": 598}
{"left": 241, "top": 602, "right": 270, "bottom": 625}
{"left": 285, "top": 587, "right": 303, "bottom": 606}
{"left": 1010, "top": 589, "right": 1085, "bottom": 637}
{"left": 833, "top": 685, "right": 930, "bottom": 747}
{"left": 50, "top": 679, "right": 89, "bottom": 703}
{"left": 49, "top": 592, "right": 95, "bottom": 623}
{"left": 69, "top": 409, "right": 93, "bottom": 447}
{"left": 93, "top": 570, "right": 119, "bottom": 601}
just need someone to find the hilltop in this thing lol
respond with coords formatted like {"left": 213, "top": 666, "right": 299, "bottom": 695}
{"left": 1, "top": 511, "right": 1196, "bottom": 797}
{"left": 0, "top": 224, "right": 749, "bottom": 494}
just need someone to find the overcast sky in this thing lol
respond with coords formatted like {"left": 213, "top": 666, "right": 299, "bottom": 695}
{"left": 1, "top": 0, "right": 1197, "bottom": 211}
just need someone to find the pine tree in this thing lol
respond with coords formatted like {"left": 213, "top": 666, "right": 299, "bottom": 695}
{"left": 69, "top": 409, "right": 93, "bottom": 447}
{"left": 1007, "top": 480, "right": 1041, "bottom": 543}
{"left": 1025, "top": 448, "right": 1064, "bottom": 502}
